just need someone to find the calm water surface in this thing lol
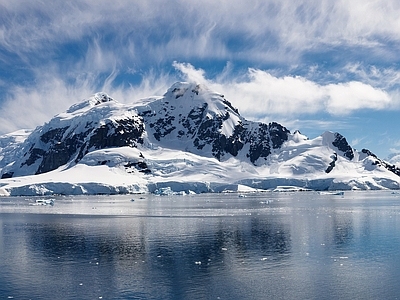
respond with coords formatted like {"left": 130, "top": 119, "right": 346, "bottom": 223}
{"left": 1, "top": 191, "right": 400, "bottom": 299}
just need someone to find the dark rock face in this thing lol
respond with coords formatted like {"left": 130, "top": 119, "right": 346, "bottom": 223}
{"left": 12, "top": 116, "right": 145, "bottom": 176}
{"left": 325, "top": 153, "right": 338, "bottom": 173}
{"left": 33, "top": 127, "right": 88, "bottom": 174}
{"left": 139, "top": 99, "right": 290, "bottom": 164}
{"left": 332, "top": 133, "right": 354, "bottom": 160}
{"left": 361, "top": 148, "right": 377, "bottom": 158}
{"left": 124, "top": 160, "right": 151, "bottom": 174}
{"left": 23, "top": 148, "right": 46, "bottom": 167}
{"left": 246, "top": 122, "right": 290, "bottom": 164}
{"left": 77, "top": 118, "right": 145, "bottom": 161}
{"left": 1, "top": 172, "right": 13, "bottom": 179}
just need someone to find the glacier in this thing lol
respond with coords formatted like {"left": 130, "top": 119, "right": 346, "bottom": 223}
{"left": 0, "top": 82, "right": 399, "bottom": 196}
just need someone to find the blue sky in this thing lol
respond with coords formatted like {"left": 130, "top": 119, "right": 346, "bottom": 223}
{"left": 1, "top": 0, "right": 400, "bottom": 158}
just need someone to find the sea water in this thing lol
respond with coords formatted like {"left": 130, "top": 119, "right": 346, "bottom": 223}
{"left": 1, "top": 191, "right": 400, "bottom": 299}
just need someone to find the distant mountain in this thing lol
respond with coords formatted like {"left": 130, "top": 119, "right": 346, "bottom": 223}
{"left": 387, "top": 153, "right": 400, "bottom": 167}
{"left": 0, "top": 82, "right": 400, "bottom": 196}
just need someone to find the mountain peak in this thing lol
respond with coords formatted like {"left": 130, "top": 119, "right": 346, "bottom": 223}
{"left": 66, "top": 92, "right": 115, "bottom": 114}
{"left": 164, "top": 82, "right": 207, "bottom": 97}
{"left": 161, "top": 82, "right": 239, "bottom": 116}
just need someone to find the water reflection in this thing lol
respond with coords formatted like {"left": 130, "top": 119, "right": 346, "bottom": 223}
{"left": 1, "top": 192, "right": 400, "bottom": 299}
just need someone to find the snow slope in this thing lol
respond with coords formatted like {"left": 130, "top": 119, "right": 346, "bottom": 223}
{"left": 0, "top": 82, "right": 399, "bottom": 196}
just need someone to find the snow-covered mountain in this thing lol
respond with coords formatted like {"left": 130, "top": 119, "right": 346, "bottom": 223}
{"left": 0, "top": 82, "right": 400, "bottom": 196}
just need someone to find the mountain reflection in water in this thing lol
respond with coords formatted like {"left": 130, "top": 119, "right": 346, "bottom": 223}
{"left": 1, "top": 192, "right": 400, "bottom": 299}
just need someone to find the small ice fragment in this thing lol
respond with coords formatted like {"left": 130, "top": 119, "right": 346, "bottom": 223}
{"left": 261, "top": 257, "right": 268, "bottom": 261}
{"left": 79, "top": 283, "right": 83, "bottom": 286}
{"left": 221, "top": 247, "right": 227, "bottom": 251}
{"left": 195, "top": 261, "right": 201, "bottom": 265}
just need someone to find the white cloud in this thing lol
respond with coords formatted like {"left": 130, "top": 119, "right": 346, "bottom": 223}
{"left": 173, "top": 62, "right": 395, "bottom": 118}
{"left": 172, "top": 62, "right": 208, "bottom": 85}
{"left": 324, "top": 81, "right": 392, "bottom": 114}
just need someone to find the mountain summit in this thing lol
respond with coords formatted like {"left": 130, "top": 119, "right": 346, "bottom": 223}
{"left": 0, "top": 82, "right": 399, "bottom": 195}
{"left": 136, "top": 82, "right": 290, "bottom": 163}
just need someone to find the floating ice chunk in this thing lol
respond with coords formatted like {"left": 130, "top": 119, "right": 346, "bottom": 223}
{"left": 272, "top": 186, "right": 312, "bottom": 192}
{"left": 154, "top": 187, "right": 179, "bottom": 196}
{"left": 29, "top": 198, "right": 55, "bottom": 206}
{"left": 318, "top": 191, "right": 344, "bottom": 196}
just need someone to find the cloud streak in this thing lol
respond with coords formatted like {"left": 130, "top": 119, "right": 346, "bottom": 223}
{"left": 2, "top": 0, "right": 400, "bottom": 66}
{"left": 0, "top": 64, "right": 173, "bottom": 134}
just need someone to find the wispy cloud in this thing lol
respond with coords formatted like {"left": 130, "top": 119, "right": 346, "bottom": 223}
{"left": 344, "top": 63, "right": 400, "bottom": 89}
{"left": 2, "top": 0, "right": 400, "bottom": 67}
{"left": 351, "top": 137, "right": 366, "bottom": 147}
{"left": 0, "top": 63, "right": 173, "bottom": 134}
